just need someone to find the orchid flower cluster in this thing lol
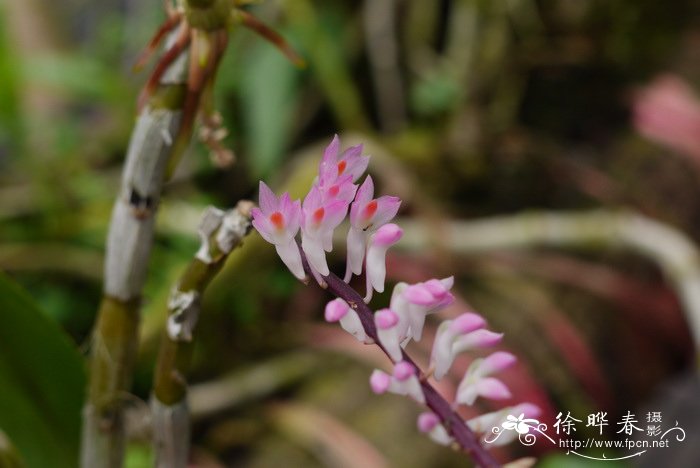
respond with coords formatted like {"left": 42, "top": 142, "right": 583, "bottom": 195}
{"left": 252, "top": 136, "right": 538, "bottom": 458}
{"left": 252, "top": 135, "right": 400, "bottom": 299}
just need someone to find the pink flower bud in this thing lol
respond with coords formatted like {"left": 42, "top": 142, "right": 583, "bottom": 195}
{"left": 370, "top": 370, "right": 391, "bottom": 394}
{"left": 375, "top": 309, "right": 399, "bottom": 329}
{"left": 324, "top": 298, "right": 349, "bottom": 322}
{"left": 393, "top": 361, "right": 416, "bottom": 381}
{"left": 417, "top": 412, "right": 440, "bottom": 433}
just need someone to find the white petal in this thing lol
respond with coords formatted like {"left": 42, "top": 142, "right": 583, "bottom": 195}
{"left": 377, "top": 324, "right": 402, "bottom": 361}
{"left": 431, "top": 321, "right": 457, "bottom": 380}
{"left": 346, "top": 227, "right": 367, "bottom": 276}
{"left": 322, "top": 228, "right": 334, "bottom": 252}
{"left": 275, "top": 239, "right": 306, "bottom": 281}
{"left": 403, "top": 376, "right": 426, "bottom": 404}
{"left": 440, "top": 276, "right": 454, "bottom": 290}
{"left": 429, "top": 425, "right": 453, "bottom": 446}
{"left": 408, "top": 304, "right": 428, "bottom": 342}
{"left": 456, "top": 382, "right": 479, "bottom": 406}
{"left": 366, "top": 243, "right": 388, "bottom": 294}
{"left": 339, "top": 310, "right": 368, "bottom": 342}
{"left": 301, "top": 232, "right": 330, "bottom": 276}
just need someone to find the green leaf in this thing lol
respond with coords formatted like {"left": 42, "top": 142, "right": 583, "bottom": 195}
{"left": 240, "top": 32, "right": 301, "bottom": 178}
{"left": 0, "top": 272, "right": 86, "bottom": 468}
{"left": 0, "top": 7, "right": 24, "bottom": 152}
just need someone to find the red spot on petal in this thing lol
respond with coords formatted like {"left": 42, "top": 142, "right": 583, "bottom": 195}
{"left": 328, "top": 185, "right": 340, "bottom": 197}
{"left": 270, "top": 211, "right": 285, "bottom": 230}
{"left": 337, "top": 160, "right": 347, "bottom": 176}
{"left": 313, "top": 207, "right": 325, "bottom": 224}
{"left": 363, "top": 200, "right": 378, "bottom": 220}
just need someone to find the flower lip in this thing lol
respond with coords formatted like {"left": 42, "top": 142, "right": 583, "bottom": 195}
{"left": 393, "top": 361, "right": 416, "bottom": 381}
{"left": 424, "top": 279, "right": 448, "bottom": 299}
{"left": 514, "top": 402, "right": 542, "bottom": 420}
{"left": 372, "top": 223, "right": 403, "bottom": 247}
{"left": 450, "top": 313, "right": 486, "bottom": 334}
{"left": 480, "top": 351, "right": 517, "bottom": 375}
{"left": 403, "top": 284, "right": 435, "bottom": 305}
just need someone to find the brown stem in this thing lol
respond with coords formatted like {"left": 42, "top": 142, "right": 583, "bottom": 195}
{"left": 236, "top": 10, "right": 306, "bottom": 67}
{"left": 298, "top": 248, "right": 501, "bottom": 468}
{"left": 133, "top": 14, "right": 183, "bottom": 72}
{"left": 138, "top": 22, "right": 192, "bottom": 111}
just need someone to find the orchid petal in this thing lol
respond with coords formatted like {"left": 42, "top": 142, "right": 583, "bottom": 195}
{"left": 375, "top": 309, "right": 402, "bottom": 361}
{"left": 258, "top": 181, "right": 277, "bottom": 213}
{"left": 274, "top": 238, "right": 305, "bottom": 281}
{"left": 366, "top": 224, "right": 403, "bottom": 296}
{"left": 345, "top": 226, "right": 367, "bottom": 280}
{"left": 371, "top": 195, "right": 402, "bottom": 227}
{"left": 301, "top": 232, "right": 329, "bottom": 276}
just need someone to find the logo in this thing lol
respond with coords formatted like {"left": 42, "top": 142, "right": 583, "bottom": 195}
{"left": 484, "top": 411, "right": 687, "bottom": 461}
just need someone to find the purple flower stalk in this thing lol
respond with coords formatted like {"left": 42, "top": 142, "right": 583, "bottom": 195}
{"left": 252, "top": 135, "right": 537, "bottom": 467}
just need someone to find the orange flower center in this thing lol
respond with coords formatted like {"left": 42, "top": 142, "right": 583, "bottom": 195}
{"left": 337, "top": 160, "right": 347, "bottom": 176}
{"left": 313, "top": 207, "right": 325, "bottom": 224}
{"left": 270, "top": 211, "right": 285, "bottom": 230}
{"left": 363, "top": 200, "right": 378, "bottom": 220}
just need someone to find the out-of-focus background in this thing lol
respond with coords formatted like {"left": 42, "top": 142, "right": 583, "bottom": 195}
{"left": 1, "top": 0, "right": 700, "bottom": 466}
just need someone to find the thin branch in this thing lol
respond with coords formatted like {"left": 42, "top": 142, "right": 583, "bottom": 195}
{"left": 298, "top": 248, "right": 501, "bottom": 468}
{"left": 152, "top": 201, "right": 253, "bottom": 468}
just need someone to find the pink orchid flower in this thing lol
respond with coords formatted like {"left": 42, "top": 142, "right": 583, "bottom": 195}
{"left": 318, "top": 134, "right": 370, "bottom": 187}
{"left": 301, "top": 185, "right": 350, "bottom": 278}
{"left": 251, "top": 181, "right": 305, "bottom": 281}
{"left": 345, "top": 176, "right": 401, "bottom": 282}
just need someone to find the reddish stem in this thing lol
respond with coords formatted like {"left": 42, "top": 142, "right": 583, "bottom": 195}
{"left": 298, "top": 250, "right": 501, "bottom": 468}
{"left": 236, "top": 10, "right": 306, "bottom": 67}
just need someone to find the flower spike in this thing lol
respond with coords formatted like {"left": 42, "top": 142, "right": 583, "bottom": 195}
{"left": 253, "top": 135, "right": 530, "bottom": 464}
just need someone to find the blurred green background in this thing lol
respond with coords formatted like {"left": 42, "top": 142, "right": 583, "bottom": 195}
{"left": 1, "top": 0, "right": 700, "bottom": 467}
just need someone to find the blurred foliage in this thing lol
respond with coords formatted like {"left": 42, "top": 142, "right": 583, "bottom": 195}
{"left": 1, "top": 0, "right": 700, "bottom": 466}
{"left": 0, "top": 272, "right": 85, "bottom": 468}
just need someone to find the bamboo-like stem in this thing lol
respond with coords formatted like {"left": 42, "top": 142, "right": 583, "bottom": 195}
{"left": 81, "top": 30, "right": 191, "bottom": 468}
{"left": 151, "top": 201, "right": 252, "bottom": 468}
{"left": 298, "top": 249, "right": 501, "bottom": 468}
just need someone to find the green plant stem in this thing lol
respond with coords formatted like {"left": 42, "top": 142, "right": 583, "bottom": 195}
{"left": 81, "top": 33, "right": 190, "bottom": 468}
{"left": 151, "top": 202, "right": 252, "bottom": 468}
